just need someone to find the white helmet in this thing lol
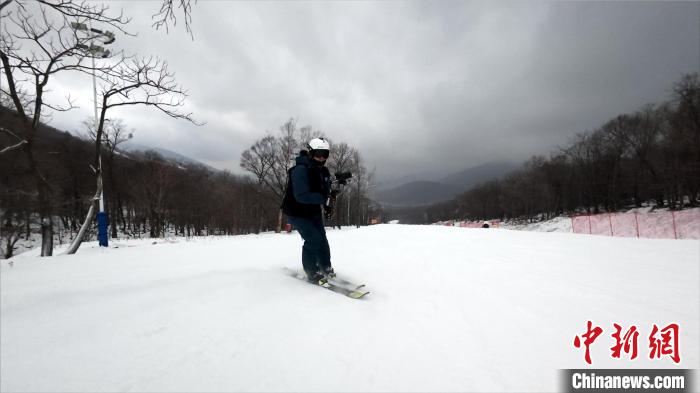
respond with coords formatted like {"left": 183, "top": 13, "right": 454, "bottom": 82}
{"left": 307, "top": 137, "right": 330, "bottom": 151}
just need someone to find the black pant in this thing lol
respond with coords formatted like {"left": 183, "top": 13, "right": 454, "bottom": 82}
{"left": 288, "top": 216, "right": 331, "bottom": 275}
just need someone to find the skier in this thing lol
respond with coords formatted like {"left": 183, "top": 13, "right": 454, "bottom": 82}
{"left": 282, "top": 138, "right": 338, "bottom": 283}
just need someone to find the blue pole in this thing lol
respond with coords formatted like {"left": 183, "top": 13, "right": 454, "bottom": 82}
{"left": 97, "top": 211, "right": 108, "bottom": 247}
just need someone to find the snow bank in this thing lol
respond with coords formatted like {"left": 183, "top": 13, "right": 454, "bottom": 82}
{"left": 1, "top": 225, "right": 698, "bottom": 392}
{"left": 501, "top": 216, "right": 573, "bottom": 233}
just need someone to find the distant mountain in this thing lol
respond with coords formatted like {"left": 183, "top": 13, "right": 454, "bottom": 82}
{"left": 374, "top": 161, "right": 517, "bottom": 207}
{"left": 374, "top": 180, "right": 464, "bottom": 207}
{"left": 375, "top": 170, "right": 443, "bottom": 192}
{"left": 439, "top": 161, "right": 517, "bottom": 190}
{"left": 120, "top": 142, "right": 219, "bottom": 172}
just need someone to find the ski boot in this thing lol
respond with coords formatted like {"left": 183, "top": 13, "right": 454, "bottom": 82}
{"left": 322, "top": 267, "right": 336, "bottom": 279}
{"left": 306, "top": 271, "right": 327, "bottom": 285}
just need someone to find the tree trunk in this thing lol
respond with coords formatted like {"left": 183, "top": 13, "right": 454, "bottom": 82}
{"left": 36, "top": 166, "right": 53, "bottom": 256}
{"left": 118, "top": 194, "right": 126, "bottom": 233}
{"left": 24, "top": 212, "right": 30, "bottom": 239}
{"left": 257, "top": 208, "right": 263, "bottom": 234}
{"left": 3, "top": 225, "right": 20, "bottom": 259}
{"left": 276, "top": 209, "right": 283, "bottom": 233}
{"left": 40, "top": 217, "right": 53, "bottom": 257}
{"left": 149, "top": 210, "right": 157, "bottom": 237}
{"left": 107, "top": 152, "right": 119, "bottom": 239}
{"left": 64, "top": 175, "right": 103, "bottom": 255}
{"left": 110, "top": 205, "right": 118, "bottom": 238}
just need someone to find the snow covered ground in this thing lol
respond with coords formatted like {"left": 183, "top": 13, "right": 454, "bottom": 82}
{"left": 1, "top": 225, "right": 698, "bottom": 392}
{"left": 500, "top": 216, "right": 573, "bottom": 233}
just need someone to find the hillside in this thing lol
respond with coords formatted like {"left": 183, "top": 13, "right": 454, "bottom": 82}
{"left": 439, "top": 161, "right": 517, "bottom": 189}
{"left": 120, "top": 141, "right": 219, "bottom": 172}
{"left": 374, "top": 161, "right": 516, "bottom": 207}
{"left": 374, "top": 180, "right": 464, "bottom": 206}
{"left": 2, "top": 225, "right": 698, "bottom": 392}
{"left": 0, "top": 105, "right": 214, "bottom": 175}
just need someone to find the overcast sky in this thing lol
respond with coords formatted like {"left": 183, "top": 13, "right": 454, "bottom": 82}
{"left": 40, "top": 1, "right": 700, "bottom": 183}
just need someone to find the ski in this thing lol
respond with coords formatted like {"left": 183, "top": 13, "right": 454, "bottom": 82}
{"left": 326, "top": 275, "right": 366, "bottom": 291}
{"left": 284, "top": 268, "right": 370, "bottom": 299}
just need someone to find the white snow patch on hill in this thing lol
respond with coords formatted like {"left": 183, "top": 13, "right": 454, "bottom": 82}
{"left": 501, "top": 216, "right": 573, "bottom": 233}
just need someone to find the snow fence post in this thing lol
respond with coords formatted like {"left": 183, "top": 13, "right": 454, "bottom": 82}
{"left": 634, "top": 212, "right": 640, "bottom": 238}
{"left": 587, "top": 214, "right": 592, "bottom": 234}
{"left": 671, "top": 211, "right": 678, "bottom": 239}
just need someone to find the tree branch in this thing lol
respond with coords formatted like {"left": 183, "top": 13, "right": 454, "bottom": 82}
{"left": 42, "top": 94, "right": 76, "bottom": 111}
{"left": 0, "top": 139, "right": 27, "bottom": 155}
{"left": 0, "top": 0, "right": 13, "bottom": 13}
{"left": 36, "top": 0, "right": 133, "bottom": 35}
{"left": 0, "top": 126, "right": 28, "bottom": 155}
{"left": 152, "top": 0, "right": 195, "bottom": 39}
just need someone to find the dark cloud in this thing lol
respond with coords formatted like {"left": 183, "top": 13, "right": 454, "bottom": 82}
{"left": 43, "top": 1, "right": 699, "bottom": 182}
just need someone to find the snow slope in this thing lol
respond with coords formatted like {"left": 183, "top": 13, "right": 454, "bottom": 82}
{"left": 1, "top": 225, "right": 698, "bottom": 392}
{"left": 500, "top": 216, "right": 573, "bottom": 233}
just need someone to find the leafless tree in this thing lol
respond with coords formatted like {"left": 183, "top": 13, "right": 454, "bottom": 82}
{"left": 65, "top": 55, "right": 196, "bottom": 254}
{"left": 134, "top": 152, "right": 178, "bottom": 238}
{"left": 0, "top": 0, "right": 130, "bottom": 256}
{"left": 83, "top": 117, "right": 132, "bottom": 237}
{"left": 601, "top": 106, "right": 666, "bottom": 206}
{"left": 352, "top": 149, "right": 365, "bottom": 227}
{"left": 669, "top": 73, "right": 700, "bottom": 205}
{"left": 240, "top": 135, "right": 276, "bottom": 233}
{"left": 272, "top": 119, "right": 324, "bottom": 231}
{"left": 326, "top": 142, "right": 353, "bottom": 227}
{"left": 240, "top": 118, "right": 326, "bottom": 232}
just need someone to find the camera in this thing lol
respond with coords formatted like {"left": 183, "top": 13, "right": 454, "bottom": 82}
{"left": 334, "top": 171, "right": 352, "bottom": 185}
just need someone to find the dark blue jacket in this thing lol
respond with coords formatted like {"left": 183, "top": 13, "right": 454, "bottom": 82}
{"left": 281, "top": 151, "right": 331, "bottom": 218}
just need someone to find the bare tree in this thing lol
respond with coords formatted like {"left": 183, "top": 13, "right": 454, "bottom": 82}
{"left": 240, "top": 118, "right": 326, "bottom": 232}
{"left": 65, "top": 55, "right": 196, "bottom": 254}
{"left": 0, "top": 184, "right": 30, "bottom": 259}
{"left": 669, "top": 73, "right": 700, "bottom": 205}
{"left": 132, "top": 152, "right": 178, "bottom": 238}
{"left": 83, "top": 117, "right": 132, "bottom": 237}
{"left": 1, "top": 218, "right": 22, "bottom": 258}
{"left": 272, "top": 119, "right": 311, "bottom": 231}
{"left": 240, "top": 135, "right": 276, "bottom": 233}
{"left": 602, "top": 107, "right": 666, "bottom": 206}
{"left": 0, "top": 0, "right": 129, "bottom": 256}
{"left": 352, "top": 149, "right": 363, "bottom": 227}
{"left": 326, "top": 142, "right": 353, "bottom": 228}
